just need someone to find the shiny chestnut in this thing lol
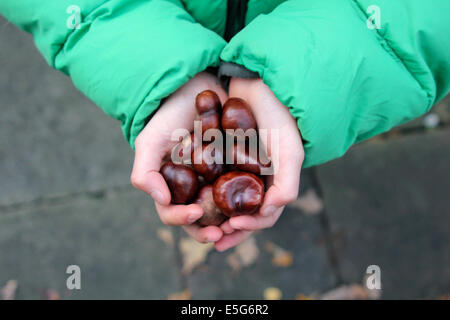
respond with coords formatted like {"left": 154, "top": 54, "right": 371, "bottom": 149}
{"left": 228, "top": 143, "right": 271, "bottom": 175}
{"left": 221, "top": 98, "right": 256, "bottom": 132}
{"left": 213, "top": 171, "right": 265, "bottom": 217}
{"left": 192, "top": 143, "right": 224, "bottom": 183}
{"left": 194, "top": 185, "right": 227, "bottom": 227}
{"left": 160, "top": 162, "right": 199, "bottom": 204}
{"left": 196, "top": 90, "right": 221, "bottom": 134}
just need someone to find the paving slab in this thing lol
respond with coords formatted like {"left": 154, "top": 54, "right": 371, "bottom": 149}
{"left": 187, "top": 211, "right": 335, "bottom": 299}
{"left": 317, "top": 129, "right": 450, "bottom": 299}
{"left": 187, "top": 170, "right": 336, "bottom": 299}
{"left": 0, "top": 16, "right": 133, "bottom": 205}
{"left": 0, "top": 188, "right": 179, "bottom": 299}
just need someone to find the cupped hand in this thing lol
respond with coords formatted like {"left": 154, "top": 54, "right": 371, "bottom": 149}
{"left": 131, "top": 72, "right": 228, "bottom": 243}
{"left": 215, "top": 77, "right": 304, "bottom": 251}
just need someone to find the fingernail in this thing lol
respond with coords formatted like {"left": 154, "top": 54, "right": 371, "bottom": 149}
{"left": 150, "top": 190, "right": 164, "bottom": 204}
{"left": 187, "top": 213, "right": 200, "bottom": 224}
{"left": 261, "top": 205, "right": 277, "bottom": 217}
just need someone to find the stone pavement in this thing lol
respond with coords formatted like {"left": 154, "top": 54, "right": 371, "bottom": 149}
{"left": 0, "top": 16, "right": 448, "bottom": 299}
{"left": 317, "top": 129, "right": 450, "bottom": 299}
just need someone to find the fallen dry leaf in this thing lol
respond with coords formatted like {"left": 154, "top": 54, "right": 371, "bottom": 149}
{"left": 234, "top": 237, "right": 259, "bottom": 267}
{"left": 226, "top": 237, "right": 259, "bottom": 272}
{"left": 265, "top": 241, "right": 293, "bottom": 267}
{"left": 1, "top": 280, "right": 18, "bottom": 300}
{"left": 320, "top": 284, "right": 380, "bottom": 300}
{"left": 157, "top": 227, "right": 174, "bottom": 247}
{"left": 168, "top": 289, "right": 192, "bottom": 300}
{"left": 43, "top": 289, "right": 60, "bottom": 300}
{"left": 288, "top": 189, "right": 323, "bottom": 215}
{"left": 264, "top": 287, "right": 282, "bottom": 300}
{"left": 295, "top": 293, "right": 314, "bottom": 300}
{"left": 272, "top": 250, "right": 293, "bottom": 268}
{"left": 179, "top": 238, "right": 214, "bottom": 274}
{"left": 226, "top": 253, "right": 242, "bottom": 273}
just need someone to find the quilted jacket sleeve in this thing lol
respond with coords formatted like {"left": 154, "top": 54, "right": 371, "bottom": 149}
{"left": 221, "top": 0, "right": 450, "bottom": 167}
{"left": 0, "top": 0, "right": 226, "bottom": 147}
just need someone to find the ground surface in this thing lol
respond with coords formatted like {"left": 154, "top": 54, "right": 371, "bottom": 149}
{"left": 0, "top": 16, "right": 449, "bottom": 299}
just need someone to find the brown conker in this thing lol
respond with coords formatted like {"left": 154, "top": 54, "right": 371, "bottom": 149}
{"left": 192, "top": 143, "right": 224, "bottom": 183}
{"left": 196, "top": 90, "right": 221, "bottom": 134}
{"left": 212, "top": 171, "right": 265, "bottom": 217}
{"left": 194, "top": 185, "right": 227, "bottom": 227}
{"left": 160, "top": 162, "right": 199, "bottom": 204}
{"left": 228, "top": 142, "right": 271, "bottom": 175}
{"left": 221, "top": 98, "right": 256, "bottom": 132}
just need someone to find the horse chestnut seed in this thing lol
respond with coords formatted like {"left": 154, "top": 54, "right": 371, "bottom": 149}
{"left": 228, "top": 143, "right": 271, "bottom": 175}
{"left": 213, "top": 171, "right": 265, "bottom": 217}
{"left": 160, "top": 162, "right": 199, "bottom": 204}
{"left": 221, "top": 98, "right": 256, "bottom": 132}
{"left": 194, "top": 185, "right": 227, "bottom": 227}
{"left": 192, "top": 144, "right": 224, "bottom": 183}
{"left": 196, "top": 90, "right": 221, "bottom": 134}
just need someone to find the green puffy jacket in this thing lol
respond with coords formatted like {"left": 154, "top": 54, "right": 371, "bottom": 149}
{"left": 1, "top": 0, "right": 449, "bottom": 167}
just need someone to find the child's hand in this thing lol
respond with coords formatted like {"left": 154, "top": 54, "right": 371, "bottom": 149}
{"left": 131, "top": 72, "right": 228, "bottom": 243}
{"left": 215, "top": 77, "right": 304, "bottom": 251}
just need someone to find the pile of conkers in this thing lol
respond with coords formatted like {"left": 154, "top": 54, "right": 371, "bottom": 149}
{"left": 160, "top": 90, "right": 272, "bottom": 227}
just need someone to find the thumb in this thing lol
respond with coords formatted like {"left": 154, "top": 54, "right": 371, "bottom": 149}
{"left": 260, "top": 134, "right": 303, "bottom": 216}
{"left": 131, "top": 135, "right": 172, "bottom": 205}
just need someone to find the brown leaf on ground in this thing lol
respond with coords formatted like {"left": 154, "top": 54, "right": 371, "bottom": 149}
{"left": 168, "top": 289, "right": 192, "bottom": 300}
{"left": 43, "top": 289, "right": 60, "bottom": 300}
{"left": 319, "top": 284, "right": 381, "bottom": 300}
{"left": 265, "top": 241, "right": 293, "bottom": 267}
{"left": 157, "top": 227, "right": 174, "bottom": 247}
{"left": 226, "top": 253, "right": 242, "bottom": 273}
{"left": 295, "top": 293, "right": 315, "bottom": 300}
{"left": 1, "top": 280, "right": 18, "bottom": 300}
{"left": 287, "top": 189, "right": 323, "bottom": 215}
{"left": 179, "top": 238, "right": 214, "bottom": 275}
{"left": 226, "top": 237, "right": 259, "bottom": 272}
{"left": 234, "top": 237, "right": 259, "bottom": 266}
{"left": 264, "top": 287, "right": 282, "bottom": 300}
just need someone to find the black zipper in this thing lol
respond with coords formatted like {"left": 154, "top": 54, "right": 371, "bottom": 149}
{"left": 224, "top": 0, "right": 249, "bottom": 41}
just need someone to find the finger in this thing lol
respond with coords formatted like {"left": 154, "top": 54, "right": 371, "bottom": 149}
{"left": 260, "top": 127, "right": 303, "bottom": 216}
{"left": 155, "top": 203, "right": 203, "bottom": 226}
{"left": 240, "top": 82, "right": 304, "bottom": 216}
{"left": 219, "top": 220, "right": 235, "bottom": 235}
{"left": 132, "top": 170, "right": 171, "bottom": 205}
{"left": 183, "top": 225, "right": 223, "bottom": 243}
{"left": 228, "top": 207, "right": 283, "bottom": 231}
{"left": 131, "top": 132, "right": 172, "bottom": 205}
{"left": 215, "top": 230, "right": 253, "bottom": 252}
